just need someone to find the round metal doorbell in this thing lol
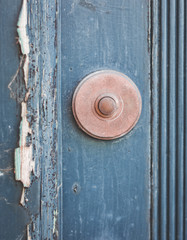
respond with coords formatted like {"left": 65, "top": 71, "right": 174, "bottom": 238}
{"left": 72, "top": 70, "right": 142, "bottom": 140}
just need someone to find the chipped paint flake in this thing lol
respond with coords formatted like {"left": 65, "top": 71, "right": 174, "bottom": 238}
{"left": 20, "top": 188, "right": 25, "bottom": 206}
{"left": 27, "top": 224, "right": 31, "bottom": 240}
{"left": 17, "top": 0, "right": 30, "bottom": 55}
{"left": 53, "top": 209, "right": 58, "bottom": 236}
{"left": 12, "top": 0, "right": 33, "bottom": 189}
{"left": 15, "top": 103, "right": 34, "bottom": 187}
{"left": 17, "top": 0, "right": 30, "bottom": 88}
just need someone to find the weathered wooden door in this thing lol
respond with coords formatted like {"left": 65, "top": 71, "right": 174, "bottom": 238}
{"left": 60, "top": 1, "right": 150, "bottom": 239}
{"left": 0, "top": 0, "right": 186, "bottom": 239}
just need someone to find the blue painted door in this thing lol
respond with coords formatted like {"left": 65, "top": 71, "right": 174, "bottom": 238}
{"left": 61, "top": 1, "right": 150, "bottom": 239}
{"left": 0, "top": 0, "right": 151, "bottom": 239}
{"left": 0, "top": 0, "right": 186, "bottom": 239}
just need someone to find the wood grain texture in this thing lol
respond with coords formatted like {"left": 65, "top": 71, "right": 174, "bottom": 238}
{"left": 25, "top": 0, "right": 61, "bottom": 239}
{"left": 2, "top": 0, "right": 61, "bottom": 239}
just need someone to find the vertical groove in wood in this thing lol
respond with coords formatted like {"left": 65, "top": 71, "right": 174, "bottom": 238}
{"left": 152, "top": 0, "right": 186, "bottom": 239}
{"left": 184, "top": 0, "right": 187, "bottom": 238}
{"left": 176, "top": 1, "right": 185, "bottom": 239}
{"left": 159, "top": 0, "right": 168, "bottom": 239}
{"left": 168, "top": 0, "right": 176, "bottom": 239}
{"left": 151, "top": 0, "right": 160, "bottom": 239}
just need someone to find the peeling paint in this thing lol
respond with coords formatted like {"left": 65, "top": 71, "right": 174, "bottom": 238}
{"left": 8, "top": 0, "right": 60, "bottom": 237}
{"left": 53, "top": 209, "right": 58, "bottom": 236}
{"left": 20, "top": 188, "right": 25, "bottom": 206}
{"left": 15, "top": 102, "right": 34, "bottom": 187}
{"left": 8, "top": 55, "right": 26, "bottom": 103}
{"left": 17, "top": 0, "right": 30, "bottom": 56}
{"left": 9, "top": 0, "right": 33, "bottom": 190}
{"left": 27, "top": 225, "right": 31, "bottom": 240}
{"left": 17, "top": 0, "right": 30, "bottom": 88}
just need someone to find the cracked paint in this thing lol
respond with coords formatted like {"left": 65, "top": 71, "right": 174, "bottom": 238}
{"left": 17, "top": 0, "right": 29, "bottom": 56}
{"left": 15, "top": 102, "right": 34, "bottom": 188}
{"left": 9, "top": 0, "right": 33, "bottom": 189}
{"left": 7, "top": 0, "right": 60, "bottom": 238}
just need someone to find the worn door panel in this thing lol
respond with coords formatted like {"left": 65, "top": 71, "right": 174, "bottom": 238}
{"left": 61, "top": 1, "right": 150, "bottom": 239}
{"left": 1, "top": 0, "right": 186, "bottom": 239}
{"left": 0, "top": 0, "right": 151, "bottom": 239}
{"left": 0, "top": 0, "right": 29, "bottom": 239}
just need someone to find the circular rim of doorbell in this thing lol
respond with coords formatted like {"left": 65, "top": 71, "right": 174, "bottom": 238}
{"left": 72, "top": 70, "right": 142, "bottom": 140}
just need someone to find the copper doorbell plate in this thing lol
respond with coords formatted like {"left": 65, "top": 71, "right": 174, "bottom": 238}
{"left": 72, "top": 70, "right": 142, "bottom": 140}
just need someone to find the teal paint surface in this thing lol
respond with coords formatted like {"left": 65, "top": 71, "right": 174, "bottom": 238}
{"left": 152, "top": 0, "right": 187, "bottom": 239}
{"left": 0, "top": 0, "right": 186, "bottom": 239}
{"left": 14, "top": 148, "right": 21, "bottom": 181}
{"left": 61, "top": 1, "right": 151, "bottom": 239}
